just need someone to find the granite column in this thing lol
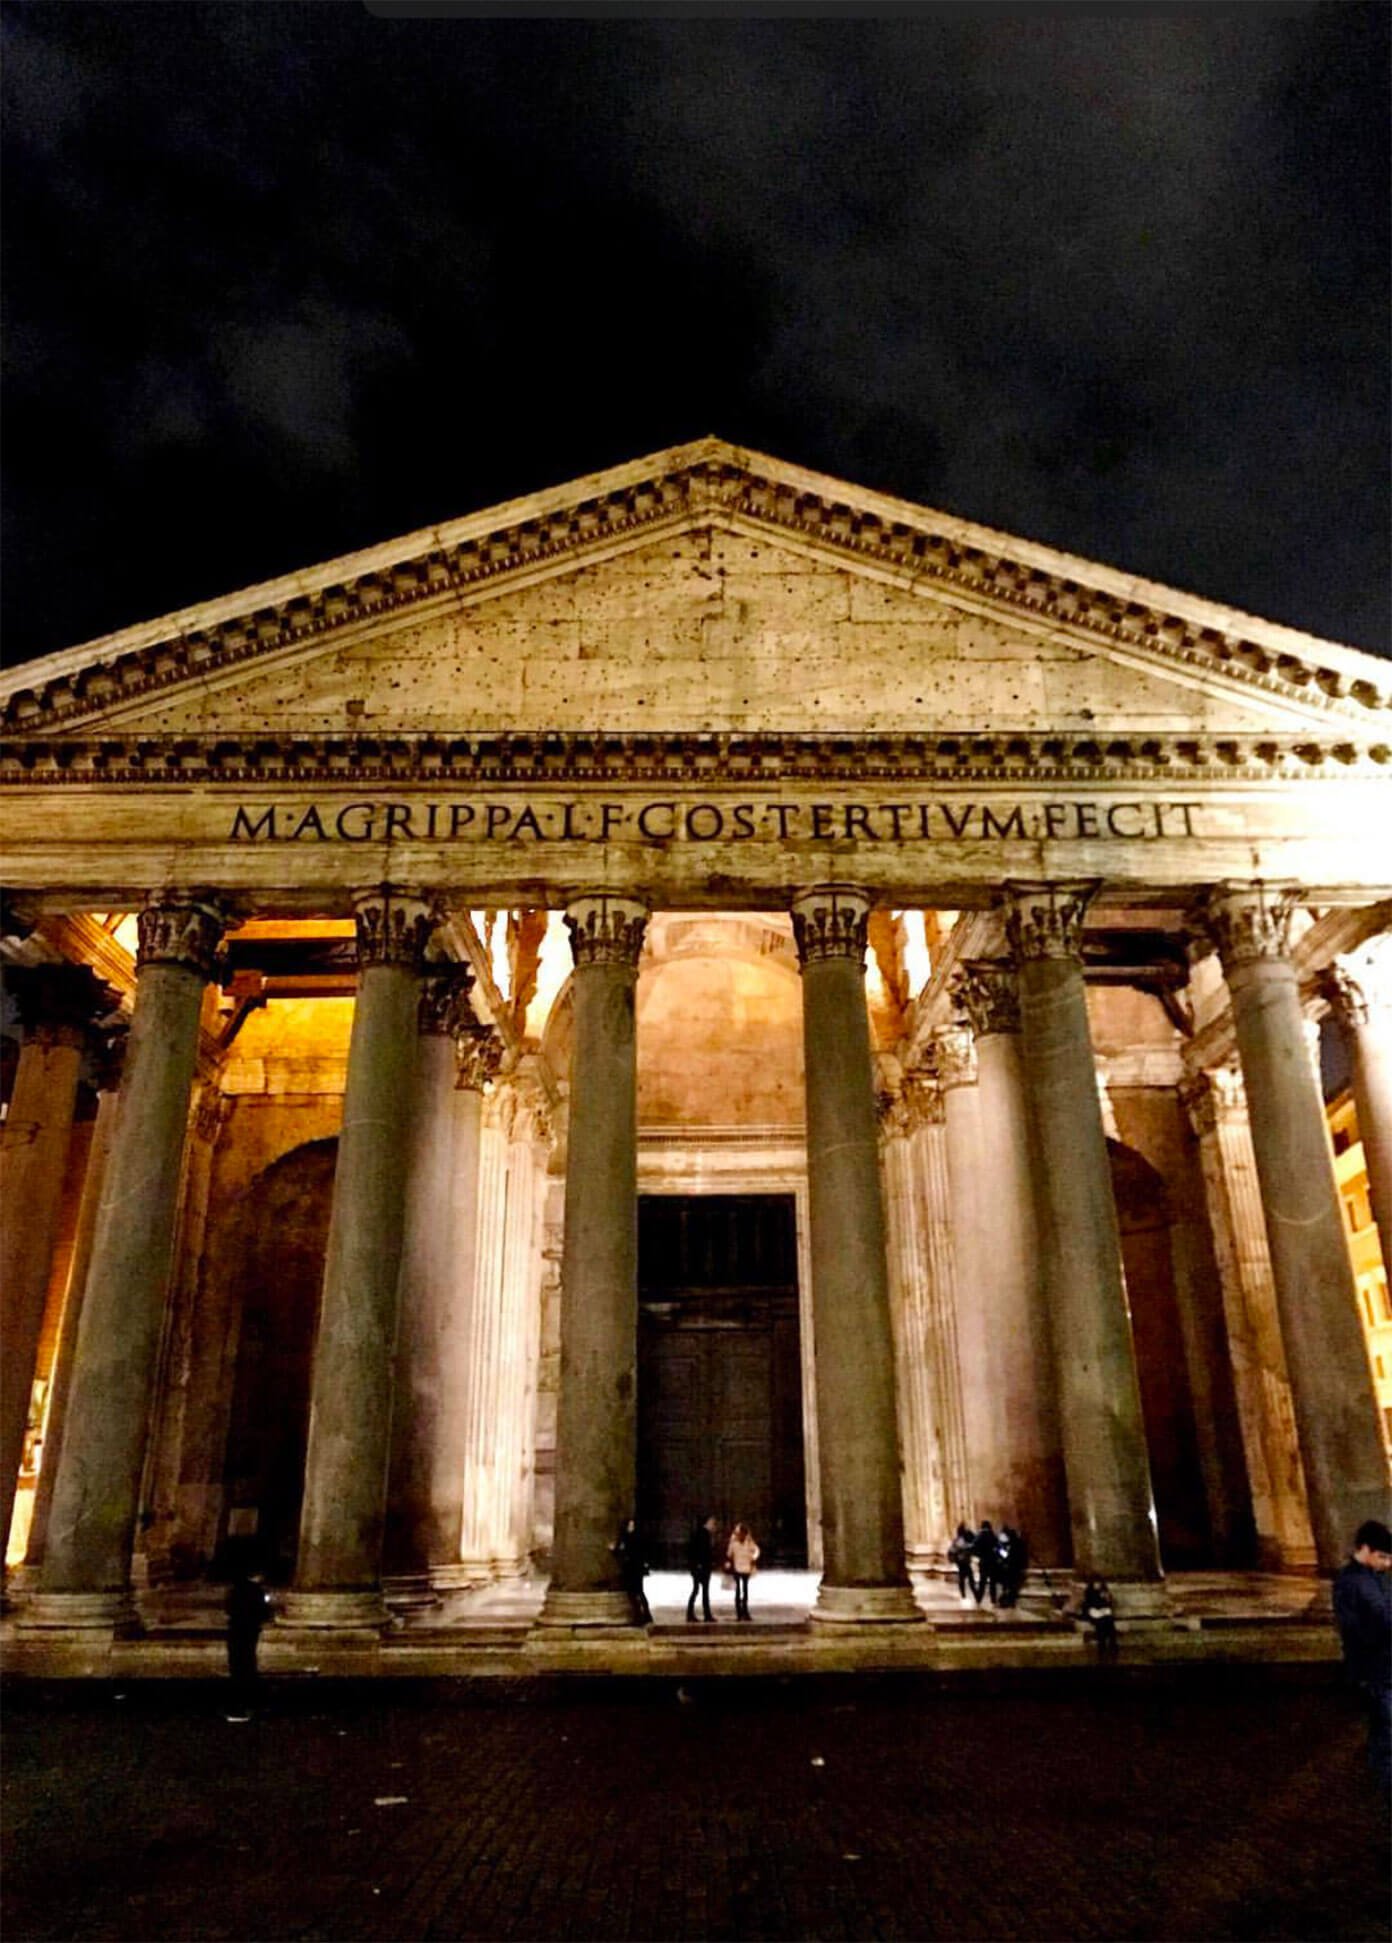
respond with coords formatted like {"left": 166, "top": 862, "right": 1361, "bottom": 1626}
{"left": 954, "top": 961, "right": 1070, "bottom": 1565}
{"left": 26, "top": 900, "right": 225, "bottom": 1629}
{"left": 794, "top": 886, "right": 919, "bottom": 1626}
{"left": 1326, "top": 936, "right": 1392, "bottom": 1263}
{"left": 1004, "top": 883, "right": 1164, "bottom": 1602}
{"left": 538, "top": 893, "right": 648, "bottom": 1629}
{"left": 1201, "top": 887, "right": 1389, "bottom": 1566}
{"left": 382, "top": 967, "right": 492, "bottom": 1611}
{"left": 284, "top": 888, "right": 436, "bottom": 1628}
{"left": 1, "top": 964, "right": 114, "bottom": 1559}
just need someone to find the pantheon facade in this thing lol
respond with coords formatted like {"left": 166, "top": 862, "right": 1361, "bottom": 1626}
{"left": 2, "top": 439, "right": 1389, "bottom": 1644}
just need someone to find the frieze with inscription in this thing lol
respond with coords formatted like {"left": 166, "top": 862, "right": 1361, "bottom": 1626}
{"left": 228, "top": 796, "right": 1203, "bottom": 846}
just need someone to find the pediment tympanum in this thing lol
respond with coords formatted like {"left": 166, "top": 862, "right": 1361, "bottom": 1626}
{"left": 3, "top": 438, "right": 1387, "bottom": 745}
{"left": 3, "top": 440, "right": 1389, "bottom": 912}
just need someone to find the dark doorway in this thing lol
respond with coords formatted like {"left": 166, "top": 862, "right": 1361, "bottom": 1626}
{"left": 217, "top": 1139, "right": 335, "bottom": 1581}
{"left": 637, "top": 1193, "right": 806, "bottom": 1568}
{"left": 1109, "top": 1141, "right": 1213, "bottom": 1569}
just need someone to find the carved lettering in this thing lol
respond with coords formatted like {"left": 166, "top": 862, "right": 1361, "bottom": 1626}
{"left": 224, "top": 796, "right": 1205, "bottom": 846}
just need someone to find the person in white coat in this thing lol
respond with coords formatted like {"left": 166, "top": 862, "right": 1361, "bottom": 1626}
{"left": 725, "top": 1522, "right": 761, "bottom": 1621}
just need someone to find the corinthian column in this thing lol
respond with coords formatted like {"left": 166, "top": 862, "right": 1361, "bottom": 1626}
{"left": 284, "top": 888, "right": 435, "bottom": 1628}
{"left": 1004, "top": 883, "right": 1163, "bottom": 1603}
{"left": 382, "top": 966, "right": 491, "bottom": 1612}
{"left": 22, "top": 1040, "right": 125, "bottom": 1578}
{"left": 538, "top": 893, "right": 648, "bottom": 1629}
{"left": 1325, "top": 934, "right": 1392, "bottom": 1261}
{"left": 953, "top": 962, "right": 1069, "bottom": 1566}
{"left": 26, "top": 900, "right": 225, "bottom": 1629}
{"left": 1179, "top": 1063, "right": 1314, "bottom": 1568}
{"left": 794, "top": 886, "right": 919, "bottom": 1626}
{"left": 877, "top": 1078, "right": 938, "bottom": 1576}
{"left": 907, "top": 1066, "right": 971, "bottom": 1537}
{"left": 1, "top": 964, "right": 115, "bottom": 1560}
{"left": 1200, "top": 887, "right": 1390, "bottom": 1566}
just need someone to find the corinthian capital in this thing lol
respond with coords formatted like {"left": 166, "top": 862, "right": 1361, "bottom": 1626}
{"left": 903, "top": 1066, "right": 946, "bottom": 1128}
{"left": 953, "top": 961, "right": 1021, "bottom": 1037}
{"left": 1002, "top": 881, "right": 1097, "bottom": 964}
{"left": 352, "top": 887, "right": 437, "bottom": 969}
{"left": 932, "top": 1018, "right": 977, "bottom": 1090}
{"left": 136, "top": 896, "right": 227, "bottom": 979}
{"left": 418, "top": 962, "right": 476, "bottom": 1037}
{"left": 1194, "top": 883, "right": 1297, "bottom": 972}
{"left": 1324, "top": 934, "right": 1392, "bottom": 1027}
{"left": 455, "top": 1021, "right": 504, "bottom": 1093}
{"left": 564, "top": 894, "right": 649, "bottom": 969}
{"left": 1179, "top": 1061, "right": 1246, "bottom": 1138}
{"left": 790, "top": 884, "right": 871, "bottom": 967}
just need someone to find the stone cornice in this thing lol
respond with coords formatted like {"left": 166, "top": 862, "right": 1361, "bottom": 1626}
{"left": 2, "top": 728, "right": 1388, "bottom": 788}
{"left": 4, "top": 444, "right": 1386, "bottom": 734}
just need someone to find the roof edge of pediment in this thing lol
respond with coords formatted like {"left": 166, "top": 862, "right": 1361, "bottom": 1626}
{"left": 3, "top": 435, "right": 1388, "bottom": 731}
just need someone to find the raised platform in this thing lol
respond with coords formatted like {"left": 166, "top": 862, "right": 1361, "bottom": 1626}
{"left": 0, "top": 1569, "right": 1339, "bottom": 1682}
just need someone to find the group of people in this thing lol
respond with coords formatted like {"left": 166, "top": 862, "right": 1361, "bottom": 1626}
{"left": 948, "top": 1519, "right": 1031, "bottom": 1608}
{"left": 614, "top": 1515, "right": 762, "bottom": 1625}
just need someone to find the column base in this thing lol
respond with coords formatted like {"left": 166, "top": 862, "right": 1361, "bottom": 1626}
{"left": 429, "top": 1562, "right": 487, "bottom": 1594}
{"left": 279, "top": 1588, "right": 387, "bottom": 1631}
{"left": 381, "top": 1574, "right": 441, "bottom": 1616}
{"left": 533, "top": 1588, "right": 641, "bottom": 1632}
{"left": 809, "top": 1582, "right": 925, "bottom": 1628}
{"left": 15, "top": 1589, "right": 137, "bottom": 1635}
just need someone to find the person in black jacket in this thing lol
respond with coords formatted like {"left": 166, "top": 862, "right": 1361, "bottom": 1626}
{"left": 686, "top": 1514, "right": 719, "bottom": 1623}
{"left": 1332, "top": 1518, "right": 1392, "bottom": 1787}
{"left": 615, "top": 1517, "right": 653, "bottom": 1625}
{"left": 948, "top": 1522, "right": 978, "bottom": 1603}
{"left": 225, "top": 1569, "right": 271, "bottom": 1721}
{"left": 973, "top": 1519, "right": 999, "bottom": 1606}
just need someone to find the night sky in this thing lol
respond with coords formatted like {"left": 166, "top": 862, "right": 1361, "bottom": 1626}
{"left": 3, "top": 2, "right": 1388, "bottom": 668}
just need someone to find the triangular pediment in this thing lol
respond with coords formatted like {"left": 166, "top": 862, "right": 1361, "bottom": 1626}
{"left": 4, "top": 438, "right": 1388, "bottom": 754}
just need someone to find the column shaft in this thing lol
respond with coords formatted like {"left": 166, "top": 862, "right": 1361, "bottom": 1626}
{"left": 911, "top": 1091, "right": 972, "bottom": 1533}
{"left": 1, "top": 1034, "right": 84, "bottom": 1556}
{"left": 1006, "top": 885, "right": 1163, "bottom": 1592}
{"left": 31, "top": 904, "right": 222, "bottom": 1621}
{"left": 795, "top": 886, "right": 918, "bottom": 1625}
{"left": 955, "top": 964, "right": 1070, "bottom": 1565}
{"left": 541, "top": 894, "right": 647, "bottom": 1627}
{"left": 287, "top": 890, "right": 433, "bottom": 1624}
{"left": 24, "top": 1082, "right": 122, "bottom": 1573}
{"left": 383, "top": 971, "right": 490, "bottom": 1605}
{"left": 1207, "top": 892, "right": 1389, "bottom": 1566}
{"left": 879, "top": 1106, "right": 938, "bottom": 1570}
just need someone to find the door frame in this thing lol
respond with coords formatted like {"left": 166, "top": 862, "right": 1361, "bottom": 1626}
{"left": 636, "top": 1134, "right": 821, "bottom": 1568}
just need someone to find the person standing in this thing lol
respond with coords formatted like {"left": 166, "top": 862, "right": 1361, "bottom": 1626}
{"left": 1332, "top": 1518, "right": 1392, "bottom": 1789}
{"left": 1000, "top": 1525, "right": 1029, "bottom": 1608}
{"left": 726, "top": 1521, "right": 760, "bottom": 1621}
{"left": 948, "top": 1522, "right": 978, "bottom": 1604}
{"left": 686, "top": 1514, "right": 719, "bottom": 1623}
{"left": 973, "top": 1519, "right": 999, "bottom": 1607}
{"left": 225, "top": 1568, "right": 272, "bottom": 1721}
{"left": 615, "top": 1517, "right": 653, "bottom": 1625}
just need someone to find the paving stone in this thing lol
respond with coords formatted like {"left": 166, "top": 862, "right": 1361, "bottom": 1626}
{"left": 2, "top": 1668, "right": 1387, "bottom": 1942}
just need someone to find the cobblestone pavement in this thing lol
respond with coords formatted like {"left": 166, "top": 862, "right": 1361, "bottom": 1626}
{"left": 3, "top": 1667, "right": 1387, "bottom": 1942}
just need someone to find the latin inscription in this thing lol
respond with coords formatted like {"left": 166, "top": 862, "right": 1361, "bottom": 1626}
{"left": 229, "top": 798, "right": 1202, "bottom": 844}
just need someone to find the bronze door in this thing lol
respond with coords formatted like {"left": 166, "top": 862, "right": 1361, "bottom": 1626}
{"left": 637, "top": 1194, "right": 806, "bottom": 1568}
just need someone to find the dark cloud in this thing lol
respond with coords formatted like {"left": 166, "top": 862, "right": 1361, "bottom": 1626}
{"left": 2, "top": 3, "right": 1386, "bottom": 661}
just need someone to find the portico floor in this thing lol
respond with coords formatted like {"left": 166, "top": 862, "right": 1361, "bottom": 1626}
{"left": 1, "top": 1571, "right": 1339, "bottom": 1682}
